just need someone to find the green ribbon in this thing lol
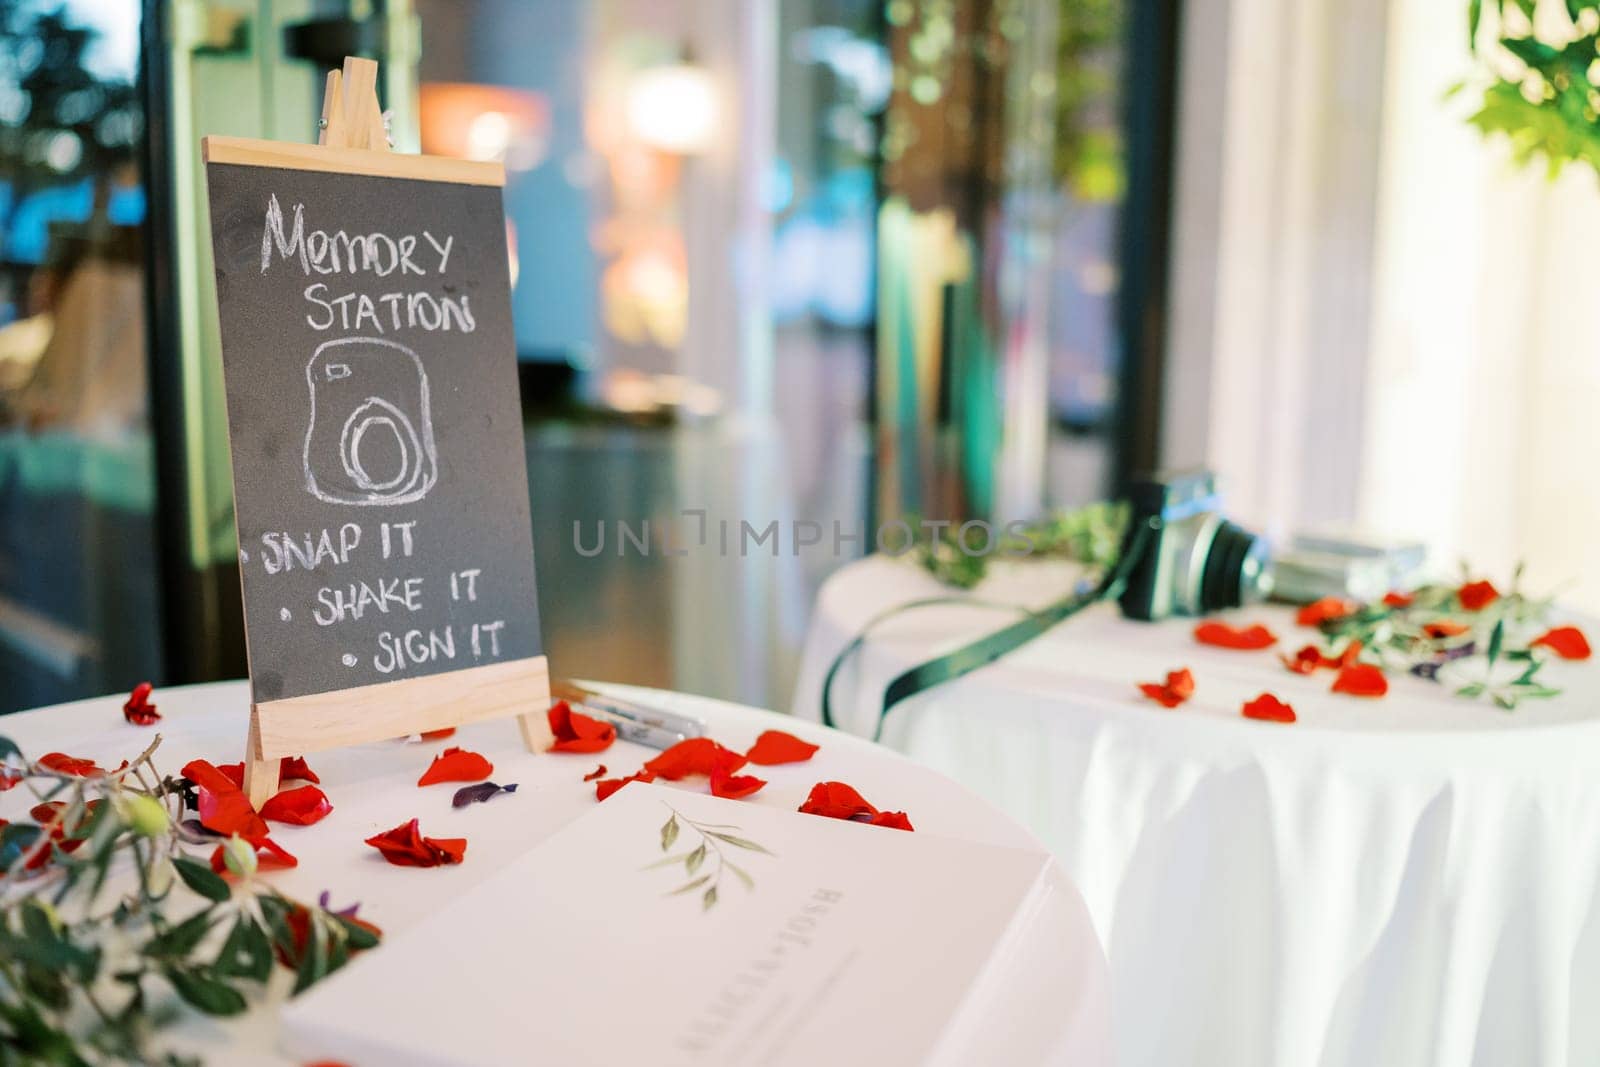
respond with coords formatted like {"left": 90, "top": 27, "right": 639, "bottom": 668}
{"left": 821, "top": 518, "right": 1158, "bottom": 740}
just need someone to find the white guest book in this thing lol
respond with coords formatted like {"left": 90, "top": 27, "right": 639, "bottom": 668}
{"left": 282, "top": 784, "right": 1055, "bottom": 1066}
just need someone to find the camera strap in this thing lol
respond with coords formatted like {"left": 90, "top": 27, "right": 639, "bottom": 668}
{"left": 820, "top": 517, "right": 1158, "bottom": 740}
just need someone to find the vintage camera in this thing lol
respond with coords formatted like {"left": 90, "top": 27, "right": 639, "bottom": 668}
{"left": 303, "top": 337, "right": 438, "bottom": 506}
{"left": 1117, "top": 470, "right": 1271, "bottom": 620}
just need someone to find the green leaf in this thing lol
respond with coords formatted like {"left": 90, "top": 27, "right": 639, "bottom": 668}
{"left": 725, "top": 860, "right": 754, "bottom": 891}
{"left": 1492, "top": 691, "right": 1518, "bottom": 710}
{"left": 0, "top": 735, "right": 21, "bottom": 761}
{"left": 212, "top": 917, "right": 273, "bottom": 983}
{"left": 331, "top": 913, "right": 380, "bottom": 951}
{"left": 641, "top": 851, "right": 693, "bottom": 871}
{"left": 164, "top": 965, "right": 248, "bottom": 1016}
{"left": 145, "top": 909, "right": 217, "bottom": 960}
{"left": 685, "top": 842, "right": 706, "bottom": 876}
{"left": 1487, "top": 619, "right": 1505, "bottom": 666}
{"left": 172, "top": 857, "right": 231, "bottom": 903}
{"left": 292, "top": 915, "right": 331, "bottom": 994}
{"left": 668, "top": 874, "right": 712, "bottom": 896}
{"left": 1470, "top": 0, "right": 1483, "bottom": 47}
{"left": 660, "top": 814, "right": 679, "bottom": 853}
{"left": 706, "top": 832, "right": 773, "bottom": 855}
{"left": 702, "top": 885, "right": 718, "bottom": 911}
{"left": 1457, "top": 683, "right": 1486, "bottom": 698}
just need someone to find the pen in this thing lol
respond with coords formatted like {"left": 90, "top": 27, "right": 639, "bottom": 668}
{"left": 554, "top": 681, "right": 706, "bottom": 739}
{"left": 580, "top": 705, "right": 687, "bottom": 751}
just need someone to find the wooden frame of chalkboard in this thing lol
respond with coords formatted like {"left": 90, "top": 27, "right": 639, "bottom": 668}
{"left": 202, "top": 59, "right": 552, "bottom": 808}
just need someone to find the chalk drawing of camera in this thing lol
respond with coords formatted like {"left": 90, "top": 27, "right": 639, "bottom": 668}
{"left": 303, "top": 337, "right": 438, "bottom": 506}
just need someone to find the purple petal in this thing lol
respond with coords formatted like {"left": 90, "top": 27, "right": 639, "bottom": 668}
{"left": 451, "top": 781, "right": 517, "bottom": 808}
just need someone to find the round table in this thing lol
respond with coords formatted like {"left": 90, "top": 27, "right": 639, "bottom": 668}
{"left": 794, "top": 555, "right": 1600, "bottom": 1067}
{"left": 0, "top": 680, "right": 1110, "bottom": 1066}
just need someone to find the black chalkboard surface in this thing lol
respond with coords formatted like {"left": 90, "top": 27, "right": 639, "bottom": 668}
{"left": 205, "top": 157, "right": 542, "bottom": 705}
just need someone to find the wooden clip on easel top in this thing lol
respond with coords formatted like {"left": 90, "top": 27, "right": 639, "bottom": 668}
{"left": 319, "top": 56, "right": 390, "bottom": 152}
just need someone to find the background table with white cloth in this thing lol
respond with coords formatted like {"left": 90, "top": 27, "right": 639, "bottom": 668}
{"left": 794, "top": 555, "right": 1600, "bottom": 1067}
{"left": 0, "top": 680, "right": 1111, "bottom": 1066}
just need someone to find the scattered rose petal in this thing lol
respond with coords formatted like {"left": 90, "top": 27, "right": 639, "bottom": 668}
{"left": 280, "top": 756, "right": 320, "bottom": 784}
{"left": 0, "top": 769, "right": 19, "bottom": 792}
{"left": 1194, "top": 620, "right": 1278, "bottom": 650}
{"left": 710, "top": 769, "right": 767, "bottom": 800}
{"left": 1241, "top": 693, "right": 1296, "bottom": 723}
{"left": 451, "top": 782, "right": 518, "bottom": 808}
{"left": 260, "top": 784, "right": 333, "bottom": 826}
{"left": 1531, "top": 625, "right": 1592, "bottom": 661}
{"left": 38, "top": 752, "right": 102, "bottom": 777}
{"left": 546, "top": 701, "right": 618, "bottom": 754}
{"left": 798, "top": 781, "right": 914, "bottom": 831}
{"left": 183, "top": 758, "right": 269, "bottom": 841}
{"left": 1424, "top": 620, "right": 1470, "bottom": 639}
{"left": 1382, "top": 591, "right": 1415, "bottom": 608}
{"left": 582, "top": 764, "right": 608, "bottom": 782}
{"left": 596, "top": 770, "right": 657, "bottom": 801}
{"left": 421, "top": 728, "right": 456, "bottom": 741}
{"left": 644, "top": 738, "right": 749, "bottom": 780}
{"left": 798, "top": 781, "right": 878, "bottom": 820}
{"left": 183, "top": 759, "right": 241, "bottom": 794}
{"left": 364, "top": 818, "right": 466, "bottom": 867}
{"left": 122, "top": 682, "right": 160, "bottom": 726}
{"left": 1458, "top": 580, "right": 1499, "bottom": 611}
{"left": 1297, "top": 597, "right": 1356, "bottom": 627}
{"left": 744, "top": 730, "right": 820, "bottom": 766}
{"left": 417, "top": 746, "right": 494, "bottom": 787}
{"left": 1331, "top": 662, "right": 1389, "bottom": 698}
{"left": 1281, "top": 645, "right": 1324, "bottom": 675}
{"left": 1137, "top": 667, "right": 1195, "bottom": 708}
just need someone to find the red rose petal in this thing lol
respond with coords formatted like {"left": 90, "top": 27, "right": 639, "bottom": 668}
{"left": 197, "top": 785, "right": 269, "bottom": 842}
{"left": 1241, "top": 692, "right": 1296, "bottom": 723}
{"left": 122, "top": 682, "right": 160, "bottom": 726}
{"left": 1458, "top": 580, "right": 1499, "bottom": 611}
{"left": 709, "top": 769, "right": 767, "bottom": 800}
{"left": 1194, "top": 621, "right": 1278, "bottom": 650}
{"left": 582, "top": 764, "right": 609, "bottom": 782}
{"left": 546, "top": 701, "right": 618, "bottom": 754}
{"left": 259, "top": 784, "right": 334, "bottom": 826}
{"left": 279, "top": 756, "right": 321, "bottom": 784}
{"left": 1331, "top": 662, "right": 1388, "bottom": 698}
{"left": 644, "top": 738, "right": 749, "bottom": 780}
{"left": 0, "top": 769, "right": 20, "bottom": 792}
{"left": 798, "top": 781, "right": 878, "bottom": 820}
{"left": 38, "top": 752, "right": 102, "bottom": 777}
{"left": 1531, "top": 625, "right": 1591, "bottom": 661}
{"left": 595, "top": 769, "right": 656, "bottom": 802}
{"left": 1136, "top": 667, "right": 1195, "bottom": 708}
{"left": 364, "top": 818, "right": 466, "bottom": 867}
{"left": 744, "top": 730, "right": 820, "bottom": 766}
{"left": 1424, "top": 620, "right": 1470, "bottom": 639}
{"left": 1281, "top": 645, "right": 1324, "bottom": 675}
{"left": 183, "top": 759, "right": 239, "bottom": 794}
{"left": 1382, "top": 591, "right": 1414, "bottom": 608}
{"left": 798, "top": 781, "right": 915, "bottom": 831}
{"left": 1296, "top": 597, "right": 1356, "bottom": 627}
{"left": 421, "top": 728, "right": 457, "bottom": 741}
{"left": 417, "top": 746, "right": 494, "bottom": 787}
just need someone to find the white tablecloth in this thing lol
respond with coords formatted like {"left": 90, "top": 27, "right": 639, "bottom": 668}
{"left": 794, "top": 555, "right": 1600, "bottom": 1067}
{"left": 0, "top": 680, "right": 1109, "bottom": 1066}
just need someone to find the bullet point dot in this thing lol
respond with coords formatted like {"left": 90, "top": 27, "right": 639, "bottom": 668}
{"left": 280, "top": 608, "right": 291, "bottom": 621}
{"left": 341, "top": 653, "right": 357, "bottom": 667}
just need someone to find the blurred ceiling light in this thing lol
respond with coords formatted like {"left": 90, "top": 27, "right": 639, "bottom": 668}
{"left": 419, "top": 83, "right": 550, "bottom": 170}
{"left": 626, "top": 58, "right": 717, "bottom": 155}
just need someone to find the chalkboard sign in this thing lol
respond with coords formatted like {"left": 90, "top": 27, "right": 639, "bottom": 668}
{"left": 200, "top": 61, "right": 550, "bottom": 806}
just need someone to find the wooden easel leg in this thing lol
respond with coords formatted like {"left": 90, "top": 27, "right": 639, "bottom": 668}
{"left": 243, "top": 711, "right": 280, "bottom": 809}
{"left": 516, "top": 709, "right": 554, "bottom": 753}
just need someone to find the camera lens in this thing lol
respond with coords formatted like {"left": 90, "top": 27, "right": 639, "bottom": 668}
{"left": 1200, "top": 521, "right": 1268, "bottom": 612}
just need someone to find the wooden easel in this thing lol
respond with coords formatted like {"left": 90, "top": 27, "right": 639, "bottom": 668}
{"left": 222, "top": 58, "right": 554, "bottom": 808}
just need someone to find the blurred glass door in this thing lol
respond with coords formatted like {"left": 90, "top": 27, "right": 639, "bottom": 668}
{"left": 0, "top": 2, "right": 152, "bottom": 712}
